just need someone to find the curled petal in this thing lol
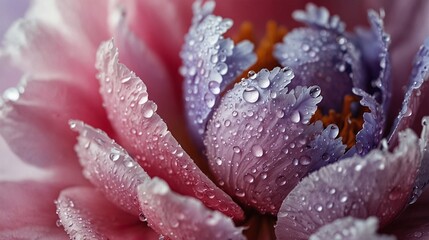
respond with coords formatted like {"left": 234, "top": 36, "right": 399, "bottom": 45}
{"left": 388, "top": 38, "right": 429, "bottom": 146}
{"left": 274, "top": 10, "right": 365, "bottom": 111}
{"left": 292, "top": 3, "right": 345, "bottom": 33}
{"left": 411, "top": 116, "right": 429, "bottom": 202}
{"left": 180, "top": 0, "right": 256, "bottom": 145}
{"left": 56, "top": 187, "right": 158, "bottom": 240}
{"left": 96, "top": 40, "right": 244, "bottom": 220}
{"left": 137, "top": 177, "right": 245, "bottom": 240}
{"left": 308, "top": 217, "right": 395, "bottom": 240}
{"left": 70, "top": 120, "right": 150, "bottom": 216}
{"left": 275, "top": 129, "right": 421, "bottom": 239}
{"left": 205, "top": 67, "right": 345, "bottom": 214}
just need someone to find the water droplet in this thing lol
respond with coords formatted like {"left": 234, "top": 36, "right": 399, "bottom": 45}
{"left": 290, "top": 111, "right": 301, "bottom": 123}
{"left": 215, "top": 157, "right": 222, "bottom": 166}
{"left": 354, "top": 163, "right": 363, "bottom": 171}
{"left": 142, "top": 102, "right": 157, "bottom": 118}
{"left": 235, "top": 189, "right": 246, "bottom": 197}
{"left": 251, "top": 145, "right": 264, "bottom": 157}
{"left": 243, "top": 86, "right": 260, "bottom": 103}
{"left": 138, "top": 93, "right": 148, "bottom": 105}
{"left": 3, "top": 88, "right": 20, "bottom": 101}
{"left": 121, "top": 76, "right": 132, "bottom": 83}
{"left": 302, "top": 44, "right": 310, "bottom": 51}
{"left": 208, "top": 81, "right": 220, "bottom": 94}
{"left": 261, "top": 172, "right": 268, "bottom": 179}
{"left": 281, "top": 67, "right": 295, "bottom": 80}
{"left": 309, "top": 86, "right": 321, "bottom": 98}
{"left": 329, "top": 188, "right": 336, "bottom": 194}
{"left": 299, "top": 155, "right": 311, "bottom": 165}
{"left": 340, "top": 194, "right": 348, "bottom": 203}
{"left": 328, "top": 125, "right": 339, "bottom": 138}
{"left": 276, "top": 175, "right": 287, "bottom": 186}
{"left": 413, "top": 231, "right": 423, "bottom": 238}
{"left": 217, "top": 62, "right": 228, "bottom": 75}
{"left": 224, "top": 120, "right": 231, "bottom": 127}
{"left": 233, "top": 146, "right": 241, "bottom": 153}
{"left": 315, "top": 204, "right": 323, "bottom": 212}
{"left": 257, "top": 75, "right": 270, "bottom": 89}
{"left": 204, "top": 93, "right": 216, "bottom": 108}
{"left": 139, "top": 213, "right": 147, "bottom": 222}
{"left": 124, "top": 157, "right": 135, "bottom": 168}
{"left": 248, "top": 70, "right": 257, "bottom": 79}
{"left": 244, "top": 174, "right": 255, "bottom": 183}
{"left": 56, "top": 219, "right": 63, "bottom": 227}
{"left": 276, "top": 110, "right": 285, "bottom": 118}
{"left": 109, "top": 148, "right": 121, "bottom": 162}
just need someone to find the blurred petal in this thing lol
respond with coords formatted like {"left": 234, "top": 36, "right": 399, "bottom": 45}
{"left": 308, "top": 217, "right": 395, "bottom": 240}
{"left": 388, "top": 38, "right": 429, "bottom": 146}
{"left": 274, "top": 4, "right": 365, "bottom": 111}
{"left": 276, "top": 129, "right": 421, "bottom": 239}
{"left": 138, "top": 177, "right": 245, "bottom": 240}
{"left": 410, "top": 116, "right": 429, "bottom": 202}
{"left": 70, "top": 121, "right": 150, "bottom": 217}
{"left": 96, "top": 40, "right": 244, "bottom": 220}
{"left": 385, "top": 189, "right": 429, "bottom": 239}
{"left": 0, "top": 79, "right": 110, "bottom": 182}
{"left": 181, "top": 0, "right": 255, "bottom": 146}
{"left": 205, "top": 67, "right": 345, "bottom": 214}
{"left": 56, "top": 186, "right": 158, "bottom": 240}
{"left": 0, "top": 181, "right": 68, "bottom": 239}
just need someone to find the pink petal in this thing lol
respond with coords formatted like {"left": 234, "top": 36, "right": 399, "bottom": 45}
{"left": 309, "top": 217, "right": 395, "bottom": 240}
{"left": 56, "top": 186, "right": 159, "bottom": 240}
{"left": 0, "top": 79, "right": 110, "bottom": 182}
{"left": 385, "top": 189, "right": 429, "bottom": 239}
{"left": 0, "top": 181, "right": 68, "bottom": 239}
{"left": 70, "top": 120, "right": 150, "bottom": 217}
{"left": 109, "top": 6, "right": 187, "bottom": 135}
{"left": 96, "top": 40, "right": 244, "bottom": 220}
{"left": 137, "top": 177, "right": 245, "bottom": 240}
{"left": 275, "top": 129, "right": 421, "bottom": 239}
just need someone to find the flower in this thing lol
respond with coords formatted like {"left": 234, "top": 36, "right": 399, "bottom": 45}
{"left": 1, "top": 1, "right": 429, "bottom": 240}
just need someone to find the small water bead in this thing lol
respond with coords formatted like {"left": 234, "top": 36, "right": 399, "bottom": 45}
{"left": 139, "top": 213, "right": 147, "bottom": 222}
{"left": 208, "top": 81, "right": 221, "bottom": 94}
{"left": 233, "top": 146, "right": 241, "bottom": 153}
{"left": 290, "top": 111, "right": 301, "bottom": 123}
{"left": 281, "top": 67, "right": 295, "bottom": 80}
{"left": 276, "top": 175, "right": 287, "bottom": 186}
{"left": 328, "top": 125, "right": 339, "bottom": 138}
{"left": 340, "top": 194, "right": 348, "bottom": 203}
{"left": 109, "top": 148, "right": 121, "bottom": 162}
{"left": 244, "top": 174, "right": 255, "bottom": 183}
{"left": 276, "top": 110, "right": 285, "bottom": 118}
{"left": 315, "top": 204, "right": 323, "bottom": 212}
{"left": 243, "top": 86, "right": 260, "bottom": 103}
{"left": 309, "top": 86, "right": 321, "bottom": 98}
{"left": 257, "top": 75, "right": 271, "bottom": 89}
{"left": 248, "top": 70, "right": 257, "bottom": 79}
{"left": 224, "top": 120, "right": 231, "bottom": 127}
{"left": 204, "top": 93, "right": 216, "bottom": 108}
{"left": 215, "top": 157, "right": 223, "bottom": 166}
{"left": 299, "top": 155, "right": 311, "bottom": 165}
{"left": 217, "top": 62, "right": 228, "bottom": 75}
{"left": 251, "top": 145, "right": 264, "bottom": 157}
{"left": 142, "top": 102, "right": 157, "bottom": 118}
{"left": 121, "top": 76, "right": 132, "bottom": 83}
{"left": 235, "top": 189, "right": 246, "bottom": 197}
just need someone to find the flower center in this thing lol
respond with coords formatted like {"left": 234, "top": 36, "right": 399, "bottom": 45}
{"left": 311, "top": 95, "right": 369, "bottom": 148}
{"left": 233, "top": 20, "right": 287, "bottom": 78}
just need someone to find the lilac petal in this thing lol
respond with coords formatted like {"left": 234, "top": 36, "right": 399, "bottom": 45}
{"left": 137, "top": 177, "right": 245, "bottom": 240}
{"left": 56, "top": 187, "right": 158, "bottom": 240}
{"left": 96, "top": 40, "right": 244, "bottom": 220}
{"left": 274, "top": 16, "right": 365, "bottom": 111}
{"left": 292, "top": 3, "right": 346, "bottom": 33}
{"left": 353, "top": 88, "right": 385, "bottom": 155}
{"left": 410, "top": 116, "right": 429, "bottom": 203}
{"left": 388, "top": 38, "right": 429, "bottom": 146}
{"left": 275, "top": 129, "right": 421, "bottom": 239}
{"left": 70, "top": 120, "right": 150, "bottom": 217}
{"left": 308, "top": 217, "right": 395, "bottom": 240}
{"left": 180, "top": 0, "right": 256, "bottom": 145}
{"left": 205, "top": 67, "right": 345, "bottom": 214}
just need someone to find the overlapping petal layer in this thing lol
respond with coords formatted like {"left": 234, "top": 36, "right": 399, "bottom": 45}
{"left": 205, "top": 67, "right": 345, "bottom": 214}
{"left": 275, "top": 129, "right": 421, "bottom": 239}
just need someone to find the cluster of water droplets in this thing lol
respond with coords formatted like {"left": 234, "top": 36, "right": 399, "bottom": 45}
{"left": 180, "top": 0, "right": 255, "bottom": 140}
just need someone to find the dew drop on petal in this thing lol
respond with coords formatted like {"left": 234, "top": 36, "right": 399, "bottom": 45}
{"left": 251, "top": 145, "right": 264, "bottom": 157}
{"left": 243, "top": 86, "right": 260, "bottom": 103}
{"left": 248, "top": 70, "right": 257, "bottom": 79}
{"left": 290, "top": 111, "right": 301, "bottom": 123}
{"left": 309, "top": 86, "right": 321, "bottom": 98}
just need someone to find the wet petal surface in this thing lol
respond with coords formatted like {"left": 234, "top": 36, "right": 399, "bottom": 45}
{"left": 71, "top": 121, "right": 150, "bottom": 217}
{"left": 96, "top": 40, "right": 244, "bottom": 220}
{"left": 137, "top": 177, "right": 245, "bottom": 240}
{"left": 309, "top": 217, "right": 395, "bottom": 240}
{"left": 275, "top": 129, "right": 421, "bottom": 239}
{"left": 181, "top": 0, "right": 256, "bottom": 145}
{"left": 205, "top": 67, "right": 345, "bottom": 214}
{"left": 56, "top": 186, "right": 158, "bottom": 240}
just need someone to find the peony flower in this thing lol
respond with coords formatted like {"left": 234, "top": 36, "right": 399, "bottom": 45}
{"left": 1, "top": 0, "right": 429, "bottom": 239}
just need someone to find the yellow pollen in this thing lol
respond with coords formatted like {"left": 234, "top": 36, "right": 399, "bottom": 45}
{"left": 234, "top": 20, "right": 287, "bottom": 80}
{"left": 311, "top": 95, "right": 369, "bottom": 149}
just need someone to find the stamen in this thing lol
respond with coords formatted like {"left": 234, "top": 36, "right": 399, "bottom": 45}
{"left": 311, "top": 95, "right": 368, "bottom": 148}
{"left": 234, "top": 21, "right": 287, "bottom": 79}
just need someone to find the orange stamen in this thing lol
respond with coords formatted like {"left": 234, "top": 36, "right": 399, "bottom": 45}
{"left": 234, "top": 21, "right": 287, "bottom": 80}
{"left": 311, "top": 95, "right": 368, "bottom": 149}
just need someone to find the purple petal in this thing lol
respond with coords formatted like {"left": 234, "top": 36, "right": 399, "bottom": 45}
{"left": 70, "top": 120, "right": 150, "bottom": 217}
{"left": 137, "top": 177, "right": 245, "bottom": 240}
{"left": 275, "top": 129, "right": 421, "bottom": 239}
{"left": 180, "top": 0, "right": 256, "bottom": 146}
{"left": 308, "top": 217, "right": 395, "bottom": 240}
{"left": 274, "top": 5, "right": 365, "bottom": 111}
{"left": 388, "top": 38, "right": 429, "bottom": 146}
{"left": 292, "top": 3, "right": 345, "bottom": 33}
{"left": 205, "top": 67, "right": 345, "bottom": 214}
{"left": 410, "top": 116, "right": 429, "bottom": 203}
